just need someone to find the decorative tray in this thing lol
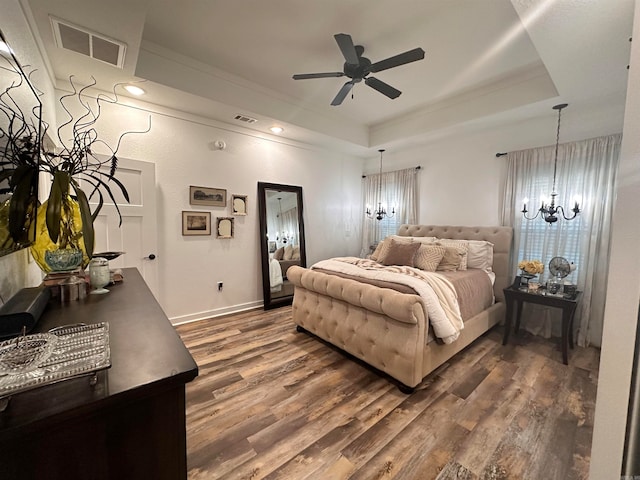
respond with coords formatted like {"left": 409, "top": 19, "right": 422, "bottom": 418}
{"left": 0, "top": 323, "right": 110, "bottom": 401}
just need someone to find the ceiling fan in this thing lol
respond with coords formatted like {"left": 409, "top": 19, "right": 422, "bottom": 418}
{"left": 292, "top": 33, "right": 425, "bottom": 106}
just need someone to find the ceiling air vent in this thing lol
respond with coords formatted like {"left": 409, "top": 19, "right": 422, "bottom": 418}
{"left": 234, "top": 114, "right": 258, "bottom": 124}
{"left": 51, "top": 17, "right": 126, "bottom": 68}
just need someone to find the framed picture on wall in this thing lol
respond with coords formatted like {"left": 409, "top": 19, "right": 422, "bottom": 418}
{"left": 189, "top": 186, "right": 226, "bottom": 207}
{"left": 216, "top": 217, "right": 234, "bottom": 239}
{"left": 231, "top": 194, "right": 248, "bottom": 215}
{"left": 182, "top": 211, "right": 211, "bottom": 236}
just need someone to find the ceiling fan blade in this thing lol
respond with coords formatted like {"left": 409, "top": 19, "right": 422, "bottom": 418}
{"left": 367, "top": 47, "right": 425, "bottom": 73}
{"left": 292, "top": 72, "right": 345, "bottom": 80}
{"left": 334, "top": 33, "right": 359, "bottom": 65}
{"left": 365, "top": 77, "right": 401, "bottom": 99}
{"left": 331, "top": 81, "right": 355, "bottom": 106}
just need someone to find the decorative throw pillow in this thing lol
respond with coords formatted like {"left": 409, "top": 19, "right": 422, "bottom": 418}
{"left": 274, "top": 246, "right": 285, "bottom": 260}
{"left": 370, "top": 239, "right": 387, "bottom": 262}
{"left": 414, "top": 245, "right": 446, "bottom": 271}
{"left": 437, "top": 246, "right": 466, "bottom": 271}
{"left": 292, "top": 245, "right": 300, "bottom": 260}
{"left": 371, "top": 235, "right": 435, "bottom": 262}
{"left": 378, "top": 239, "right": 421, "bottom": 267}
{"left": 435, "top": 239, "right": 469, "bottom": 270}
{"left": 283, "top": 244, "right": 294, "bottom": 260}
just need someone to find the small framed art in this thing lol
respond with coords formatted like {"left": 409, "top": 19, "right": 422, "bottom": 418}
{"left": 189, "top": 186, "right": 226, "bottom": 207}
{"left": 231, "top": 194, "right": 248, "bottom": 215}
{"left": 182, "top": 211, "right": 211, "bottom": 236}
{"left": 216, "top": 217, "right": 234, "bottom": 239}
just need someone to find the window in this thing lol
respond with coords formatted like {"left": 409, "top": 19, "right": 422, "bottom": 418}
{"left": 503, "top": 134, "right": 621, "bottom": 346}
{"left": 516, "top": 175, "right": 585, "bottom": 285}
{"left": 361, "top": 167, "right": 417, "bottom": 255}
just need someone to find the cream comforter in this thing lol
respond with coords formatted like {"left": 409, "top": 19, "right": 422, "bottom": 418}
{"left": 311, "top": 257, "right": 463, "bottom": 343}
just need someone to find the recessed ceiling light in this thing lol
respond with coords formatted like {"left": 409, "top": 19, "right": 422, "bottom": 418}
{"left": 124, "top": 84, "right": 145, "bottom": 96}
{"left": 269, "top": 126, "right": 284, "bottom": 134}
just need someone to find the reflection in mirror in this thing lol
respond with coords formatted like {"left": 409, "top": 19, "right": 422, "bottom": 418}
{"left": 258, "top": 182, "right": 306, "bottom": 310}
{"left": 0, "top": 29, "right": 42, "bottom": 256}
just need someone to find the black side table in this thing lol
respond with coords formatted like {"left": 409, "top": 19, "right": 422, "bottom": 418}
{"left": 502, "top": 284, "right": 581, "bottom": 365}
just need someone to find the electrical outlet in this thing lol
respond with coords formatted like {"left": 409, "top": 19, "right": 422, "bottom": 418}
{"left": 217, "top": 281, "right": 223, "bottom": 291}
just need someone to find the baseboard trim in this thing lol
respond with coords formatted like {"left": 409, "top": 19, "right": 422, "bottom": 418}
{"left": 170, "top": 300, "right": 263, "bottom": 325}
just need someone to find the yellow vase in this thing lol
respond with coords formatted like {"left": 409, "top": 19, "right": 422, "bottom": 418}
{"left": 30, "top": 197, "right": 90, "bottom": 273}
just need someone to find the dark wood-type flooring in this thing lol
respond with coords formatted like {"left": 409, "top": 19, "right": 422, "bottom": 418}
{"left": 176, "top": 306, "right": 599, "bottom": 480}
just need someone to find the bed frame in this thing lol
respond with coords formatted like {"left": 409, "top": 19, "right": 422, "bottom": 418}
{"left": 287, "top": 224, "right": 513, "bottom": 392}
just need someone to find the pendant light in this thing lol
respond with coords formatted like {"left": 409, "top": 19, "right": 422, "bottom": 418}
{"left": 521, "top": 103, "right": 581, "bottom": 224}
{"left": 276, "top": 197, "right": 290, "bottom": 244}
{"left": 366, "top": 149, "right": 395, "bottom": 221}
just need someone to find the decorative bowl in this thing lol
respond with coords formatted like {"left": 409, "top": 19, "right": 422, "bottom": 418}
{"left": 92, "top": 251, "right": 125, "bottom": 261}
{"left": 0, "top": 333, "right": 58, "bottom": 374}
{"left": 44, "top": 248, "right": 84, "bottom": 271}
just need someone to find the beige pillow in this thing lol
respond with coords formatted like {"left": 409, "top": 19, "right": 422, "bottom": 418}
{"left": 370, "top": 240, "right": 387, "bottom": 262}
{"left": 292, "top": 245, "right": 300, "bottom": 260}
{"left": 273, "top": 246, "right": 285, "bottom": 260}
{"left": 415, "top": 245, "right": 446, "bottom": 271}
{"left": 437, "top": 246, "right": 466, "bottom": 271}
{"left": 283, "top": 244, "right": 294, "bottom": 260}
{"left": 378, "top": 239, "right": 421, "bottom": 267}
{"left": 393, "top": 235, "right": 437, "bottom": 244}
{"left": 435, "top": 239, "right": 469, "bottom": 270}
{"left": 371, "top": 235, "right": 435, "bottom": 262}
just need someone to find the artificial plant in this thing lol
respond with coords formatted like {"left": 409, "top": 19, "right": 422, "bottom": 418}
{"left": 3, "top": 74, "right": 150, "bottom": 258}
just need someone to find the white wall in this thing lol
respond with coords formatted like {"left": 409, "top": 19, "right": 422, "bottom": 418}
{"left": 589, "top": 1, "right": 640, "bottom": 476}
{"left": 58, "top": 96, "right": 363, "bottom": 322}
{"left": 364, "top": 101, "right": 625, "bottom": 227}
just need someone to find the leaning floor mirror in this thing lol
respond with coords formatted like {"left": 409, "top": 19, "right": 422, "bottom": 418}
{"left": 257, "top": 182, "right": 306, "bottom": 310}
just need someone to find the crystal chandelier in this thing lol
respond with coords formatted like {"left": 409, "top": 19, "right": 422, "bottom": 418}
{"left": 366, "top": 149, "right": 395, "bottom": 221}
{"left": 522, "top": 103, "right": 581, "bottom": 224}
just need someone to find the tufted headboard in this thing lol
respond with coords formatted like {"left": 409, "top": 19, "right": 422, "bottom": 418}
{"left": 397, "top": 224, "right": 513, "bottom": 303}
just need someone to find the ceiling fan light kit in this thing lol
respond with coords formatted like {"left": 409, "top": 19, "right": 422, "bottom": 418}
{"left": 293, "top": 33, "right": 425, "bottom": 106}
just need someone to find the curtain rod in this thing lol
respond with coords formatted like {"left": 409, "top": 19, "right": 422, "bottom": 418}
{"left": 362, "top": 165, "right": 421, "bottom": 179}
{"left": 495, "top": 152, "right": 508, "bottom": 157}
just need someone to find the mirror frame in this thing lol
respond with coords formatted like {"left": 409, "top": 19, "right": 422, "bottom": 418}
{"left": 257, "top": 182, "right": 307, "bottom": 310}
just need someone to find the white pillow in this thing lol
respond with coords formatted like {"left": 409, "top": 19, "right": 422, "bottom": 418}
{"left": 466, "top": 240, "right": 494, "bottom": 272}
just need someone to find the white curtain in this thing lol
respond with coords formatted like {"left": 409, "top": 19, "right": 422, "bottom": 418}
{"left": 501, "top": 133, "right": 621, "bottom": 347}
{"left": 278, "top": 206, "right": 298, "bottom": 246}
{"left": 361, "top": 167, "right": 418, "bottom": 256}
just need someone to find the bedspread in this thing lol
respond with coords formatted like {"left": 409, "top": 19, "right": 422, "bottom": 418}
{"left": 311, "top": 257, "right": 463, "bottom": 343}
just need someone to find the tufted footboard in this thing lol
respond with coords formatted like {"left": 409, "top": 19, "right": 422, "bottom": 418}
{"left": 287, "top": 265, "right": 428, "bottom": 388}
{"left": 288, "top": 224, "right": 513, "bottom": 391}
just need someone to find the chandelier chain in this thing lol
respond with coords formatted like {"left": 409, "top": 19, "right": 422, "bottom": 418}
{"left": 552, "top": 105, "right": 563, "bottom": 194}
{"left": 521, "top": 102, "right": 579, "bottom": 224}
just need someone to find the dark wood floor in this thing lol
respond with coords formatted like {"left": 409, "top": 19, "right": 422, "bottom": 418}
{"left": 176, "top": 306, "right": 599, "bottom": 480}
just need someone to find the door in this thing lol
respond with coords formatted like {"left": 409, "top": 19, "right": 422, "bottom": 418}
{"left": 85, "top": 157, "right": 159, "bottom": 297}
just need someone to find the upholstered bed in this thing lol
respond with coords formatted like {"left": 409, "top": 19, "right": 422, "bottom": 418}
{"left": 287, "top": 224, "right": 513, "bottom": 392}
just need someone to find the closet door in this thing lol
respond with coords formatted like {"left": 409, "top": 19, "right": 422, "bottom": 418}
{"left": 88, "top": 157, "right": 159, "bottom": 298}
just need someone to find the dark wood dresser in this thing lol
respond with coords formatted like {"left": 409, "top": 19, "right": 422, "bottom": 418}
{"left": 0, "top": 268, "right": 198, "bottom": 480}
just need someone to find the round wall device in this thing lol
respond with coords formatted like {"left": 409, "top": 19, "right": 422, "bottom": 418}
{"left": 212, "top": 140, "right": 226, "bottom": 150}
